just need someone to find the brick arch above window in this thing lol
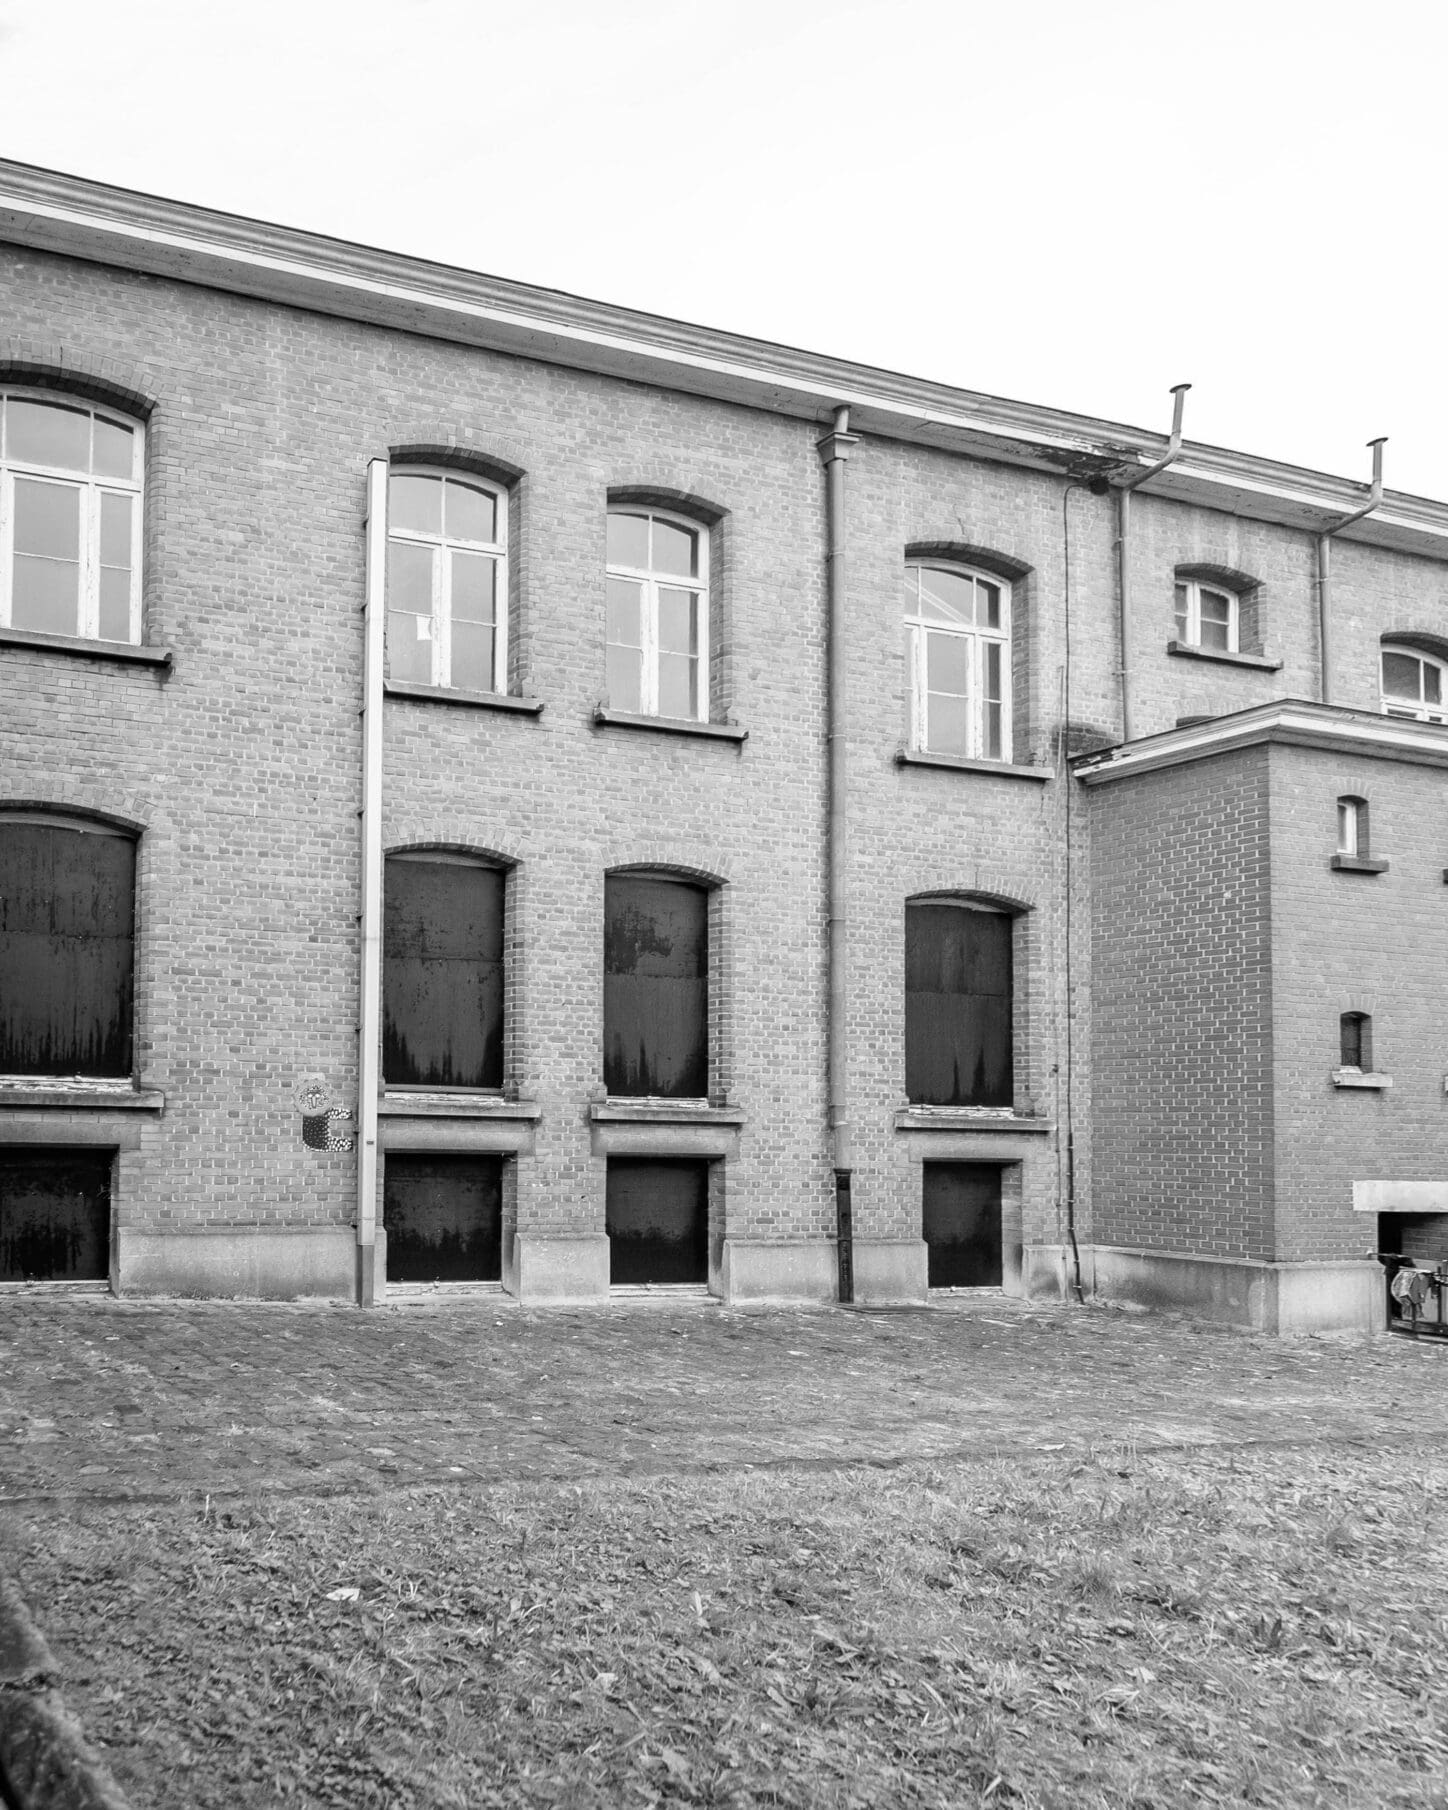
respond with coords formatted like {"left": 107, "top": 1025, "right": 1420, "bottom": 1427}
{"left": 1381, "top": 629, "right": 1448, "bottom": 664}
{"left": 907, "top": 885, "right": 1032, "bottom": 916}
{"left": 607, "top": 483, "right": 729, "bottom": 526}
{"left": 0, "top": 790, "right": 159, "bottom": 838}
{"left": 905, "top": 541, "right": 1032, "bottom": 582}
{"left": 0, "top": 346, "right": 161, "bottom": 421}
{"left": 384, "top": 838, "right": 519, "bottom": 869}
{"left": 1173, "top": 560, "right": 1260, "bottom": 594}
{"left": 602, "top": 850, "right": 732, "bottom": 889}
{"left": 386, "top": 427, "right": 531, "bottom": 486}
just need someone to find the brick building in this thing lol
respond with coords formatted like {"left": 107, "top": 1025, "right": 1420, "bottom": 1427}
{"left": 2, "top": 161, "right": 1446, "bottom": 1334}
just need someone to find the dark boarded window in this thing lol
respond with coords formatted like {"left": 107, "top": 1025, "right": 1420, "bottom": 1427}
{"left": 0, "top": 818, "right": 135, "bottom": 1076}
{"left": 0, "top": 1147, "right": 111, "bottom": 1281}
{"left": 383, "top": 1154, "right": 502, "bottom": 1282}
{"left": 923, "top": 1162, "right": 1003, "bottom": 1287}
{"left": 905, "top": 901, "right": 1013, "bottom": 1107}
{"left": 607, "top": 1158, "right": 708, "bottom": 1285}
{"left": 604, "top": 875, "right": 708, "bottom": 1098}
{"left": 1340, "top": 1011, "right": 1372, "bottom": 1071}
{"left": 383, "top": 855, "right": 504, "bottom": 1088}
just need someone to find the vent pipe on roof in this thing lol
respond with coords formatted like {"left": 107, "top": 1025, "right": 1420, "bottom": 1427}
{"left": 817, "top": 405, "right": 860, "bottom": 1302}
{"left": 1317, "top": 438, "right": 1386, "bottom": 706}
{"left": 1115, "top": 384, "right": 1191, "bottom": 742}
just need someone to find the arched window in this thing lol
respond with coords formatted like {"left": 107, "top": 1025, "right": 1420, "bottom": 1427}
{"left": 383, "top": 852, "right": 506, "bottom": 1088}
{"left": 1339, "top": 1011, "right": 1372, "bottom": 1072}
{"left": 386, "top": 468, "right": 508, "bottom": 693}
{"left": 903, "top": 564, "right": 1010, "bottom": 760}
{"left": 0, "top": 813, "right": 136, "bottom": 1076}
{"left": 1173, "top": 577, "right": 1240, "bottom": 653}
{"left": 905, "top": 898, "right": 1014, "bottom": 1107}
{"left": 606, "top": 509, "right": 709, "bottom": 721}
{"left": 604, "top": 873, "right": 709, "bottom": 1097}
{"left": 0, "top": 391, "right": 144, "bottom": 644}
{"left": 1381, "top": 646, "right": 1448, "bottom": 723}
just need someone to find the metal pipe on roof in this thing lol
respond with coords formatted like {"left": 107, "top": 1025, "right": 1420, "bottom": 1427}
{"left": 1114, "top": 385, "right": 1191, "bottom": 742}
{"left": 1317, "top": 439, "right": 1386, "bottom": 705}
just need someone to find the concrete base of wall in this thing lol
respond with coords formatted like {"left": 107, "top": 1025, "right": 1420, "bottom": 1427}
{"left": 510, "top": 1234, "right": 610, "bottom": 1304}
{"left": 719, "top": 1238, "right": 838, "bottom": 1305}
{"left": 117, "top": 1227, "right": 355, "bottom": 1300}
{"left": 852, "top": 1238, "right": 928, "bottom": 1305}
{"left": 1082, "top": 1244, "right": 1384, "bottom": 1336}
{"left": 1022, "top": 1243, "right": 1076, "bottom": 1302}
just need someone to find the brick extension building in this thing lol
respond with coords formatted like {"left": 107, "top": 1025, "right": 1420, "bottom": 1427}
{"left": 1, "top": 161, "right": 1446, "bottom": 1335}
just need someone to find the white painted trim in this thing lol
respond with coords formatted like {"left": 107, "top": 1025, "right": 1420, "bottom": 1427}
{"left": 357, "top": 459, "right": 388, "bottom": 1296}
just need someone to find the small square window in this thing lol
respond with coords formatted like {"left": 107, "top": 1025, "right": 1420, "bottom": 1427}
{"left": 1174, "top": 579, "right": 1239, "bottom": 653}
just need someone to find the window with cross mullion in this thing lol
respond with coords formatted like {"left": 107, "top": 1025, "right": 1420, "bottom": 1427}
{"left": 386, "top": 469, "right": 507, "bottom": 693}
{"left": 606, "top": 510, "right": 708, "bottom": 721}
{"left": 904, "top": 563, "right": 1010, "bottom": 761}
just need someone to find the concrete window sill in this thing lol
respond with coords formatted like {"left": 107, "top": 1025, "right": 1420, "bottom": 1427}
{"left": 592, "top": 1100, "right": 744, "bottom": 1125}
{"left": 1331, "top": 1069, "right": 1392, "bottom": 1090}
{"left": 1165, "top": 640, "right": 1282, "bottom": 671}
{"left": 1330, "top": 854, "right": 1389, "bottom": 874}
{"left": 895, "top": 748, "right": 1051, "bottom": 782}
{"left": 590, "top": 1099, "right": 743, "bottom": 1158}
{"left": 385, "top": 680, "right": 543, "bottom": 715}
{"left": 0, "top": 1079, "right": 165, "bottom": 1110}
{"left": 380, "top": 1091, "right": 541, "bottom": 1120}
{"left": 894, "top": 1108, "right": 1053, "bottom": 1133}
{"left": 592, "top": 707, "right": 747, "bottom": 743}
{"left": 0, "top": 625, "right": 172, "bottom": 669}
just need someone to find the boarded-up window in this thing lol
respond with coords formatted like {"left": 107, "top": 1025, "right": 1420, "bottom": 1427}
{"left": 604, "top": 875, "right": 707, "bottom": 1098}
{"left": 906, "top": 901, "right": 1012, "bottom": 1107}
{"left": 923, "top": 1162, "right": 1003, "bottom": 1288}
{"left": 607, "top": 1158, "right": 708, "bottom": 1284}
{"left": 0, "top": 1147, "right": 111, "bottom": 1281}
{"left": 0, "top": 819, "right": 135, "bottom": 1076}
{"left": 384, "top": 1154, "right": 502, "bottom": 1282}
{"left": 383, "top": 856, "right": 504, "bottom": 1088}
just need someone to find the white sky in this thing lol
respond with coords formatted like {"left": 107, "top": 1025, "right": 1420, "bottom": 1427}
{"left": 3, "top": 0, "right": 1446, "bottom": 497}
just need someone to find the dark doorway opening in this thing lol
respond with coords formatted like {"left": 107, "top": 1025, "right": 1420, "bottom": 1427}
{"left": 0, "top": 1147, "right": 111, "bottom": 1281}
{"left": 923, "top": 1161, "right": 1003, "bottom": 1288}
{"left": 604, "top": 875, "right": 708, "bottom": 1098}
{"left": 607, "top": 1158, "right": 708, "bottom": 1285}
{"left": 383, "top": 1154, "right": 503, "bottom": 1282}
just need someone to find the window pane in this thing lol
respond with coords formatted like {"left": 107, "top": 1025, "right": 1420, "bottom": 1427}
{"left": 982, "top": 701, "right": 1003, "bottom": 760}
{"left": 1337, "top": 801, "right": 1358, "bottom": 856}
{"left": 607, "top": 644, "right": 643, "bottom": 713}
{"left": 916, "top": 567, "right": 976, "bottom": 626}
{"left": 927, "top": 692, "right": 970, "bottom": 756}
{"left": 450, "top": 621, "right": 495, "bottom": 692}
{"left": 658, "top": 651, "right": 696, "bottom": 719}
{"left": 98, "top": 569, "right": 132, "bottom": 642}
{"left": 979, "top": 582, "right": 1001, "bottom": 630}
{"left": 1199, "top": 614, "right": 1231, "bottom": 651}
{"left": 450, "top": 551, "right": 496, "bottom": 625}
{"left": 925, "top": 630, "right": 968, "bottom": 695}
{"left": 1174, "top": 583, "right": 1189, "bottom": 638}
{"left": 657, "top": 587, "right": 696, "bottom": 656}
{"left": 606, "top": 577, "right": 643, "bottom": 647}
{"left": 387, "top": 610, "right": 433, "bottom": 683}
{"left": 444, "top": 480, "right": 497, "bottom": 544}
{"left": 1425, "top": 663, "right": 1443, "bottom": 705}
{"left": 1381, "top": 651, "right": 1420, "bottom": 699}
{"left": 607, "top": 512, "right": 650, "bottom": 569}
{"left": 14, "top": 478, "right": 80, "bottom": 560}
{"left": 387, "top": 539, "right": 433, "bottom": 615}
{"left": 389, "top": 473, "right": 442, "bottom": 538}
{"left": 100, "top": 491, "right": 132, "bottom": 568}
{"left": 92, "top": 418, "right": 135, "bottom": 482}
{"left": 982, "top": 640, "right": 1002, "bottom": 703}
{"left": 651, "top": 518, "right": 698, "bottom": 578}
{"left": 7, "top": 400, "right": 90, "bottom": 473}
{"left": 12, "top": 555, "right": 80, "bottom": 635}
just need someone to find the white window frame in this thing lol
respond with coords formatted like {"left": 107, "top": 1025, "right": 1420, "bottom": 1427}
{"left": 1337, "top": 797, "right": 1362, "bottom": 856}
{"left": 0, "top": 389, "right": 144, "bottom": 644}
{"left": 1380, "top": 646, "right": 1448, "bottom": 723}
{"left": 385, "top": 465, "right": 509, "bottom": 693}
{"left": 1174, "top": 578, "right": 1239, "bottom": 653}
{"left": 903, "top": 562, "right": 1012, "bottom": 761}
{"left": 605, "top": 507, "right": 710, "bottom": 722}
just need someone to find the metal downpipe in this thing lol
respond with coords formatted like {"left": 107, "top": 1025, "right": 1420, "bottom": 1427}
{"left": 356, "top": 458, "right": 387, "bottom": 1306}
{"left": 1115, "top": 384, "right": 1190, "bottom": 743}
{"left": 1317, "top": 438, "right": 1386, "bottom": 705}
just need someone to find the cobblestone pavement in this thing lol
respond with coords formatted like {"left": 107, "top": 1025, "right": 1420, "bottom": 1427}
{"left": 2, "top": 1290, "right": 1445, "bottom": 1510}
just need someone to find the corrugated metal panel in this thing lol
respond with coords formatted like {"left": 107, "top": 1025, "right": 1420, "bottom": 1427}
{"left": 383, "top": 859, "right": 504, "bottom": 1088}
{"left": 923, "top": 1162, "right": 1002, "bottom": 1288}
{"left": 905, "top": 903, "right": 1012, "bottom": 1107}
{"left": 0, "top": 1147, "right": 111, "bottom": 1281}
{"left": 606, "top": 1158, "right": 708, "bottom": 1284}
{"left": 0, "top": 823, "right": 135, "bottom": 1076}
{"left": 604, "top": 877, "right": 707, "bottom": 1098}
{"left": 383, "top": 1154, "right": 502, "bottom": 1282}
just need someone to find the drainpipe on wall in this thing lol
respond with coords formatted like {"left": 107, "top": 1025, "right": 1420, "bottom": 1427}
{"left": 356, "top": 458, "right": 387, "bottom": 1306}
{"left": 1115, "top": 384, "right": 1191, "bottom": 743}
{"left": 817, "top": 405, "right": 860, "bottom": 1302}
{"left": 1317, "top": 438, "right": 1386, "bottom": 705}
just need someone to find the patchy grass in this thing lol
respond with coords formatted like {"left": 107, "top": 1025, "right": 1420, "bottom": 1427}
{"left": 6, "top": 1443, "right": 1448, "bottom": 1808}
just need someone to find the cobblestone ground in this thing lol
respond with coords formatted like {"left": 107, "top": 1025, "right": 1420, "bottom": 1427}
{"left": 2, "top": 1291, "right": 1445, "bottom": 1510}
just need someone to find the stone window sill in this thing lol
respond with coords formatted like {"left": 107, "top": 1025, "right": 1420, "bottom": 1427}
{"left": 894, "top": 1108, "right": 1053, "bottom": 1133}
{"left": 380, "top": 1091, "right": 541, "bottom": 1120}
{"left": 592, "top": 1100, "right": 744, "bottom": 1125}
{"left": 895, "top": 748, "right": 1051, "bottom": 781}
{"left": 385, "top": 680, "right": 543, "bottom": 715}
{"left": 593, "top": 707, "right": 747, "bottom": 743}
{"left": 590, "top": 1098, "right": 743, "bottom": 1158}
{"left": 1165, "top": 640, "right": 1282, "bottom": 671}
{"left": 1330, "top": 854, "right": 1389, "bottom": 874}
{"left": 0, "top": 1079, "right": 165, "bottom": 1110}
{"left": 1332, "top": 1069, "right": 1392, "bottom": 1090}
{"left": 0, "top": 626, "right": 172, "bottom": 669}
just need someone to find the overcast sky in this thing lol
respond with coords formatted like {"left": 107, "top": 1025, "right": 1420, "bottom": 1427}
{"left": 3, "top": 0, "right": 1445, "bottom": 498}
